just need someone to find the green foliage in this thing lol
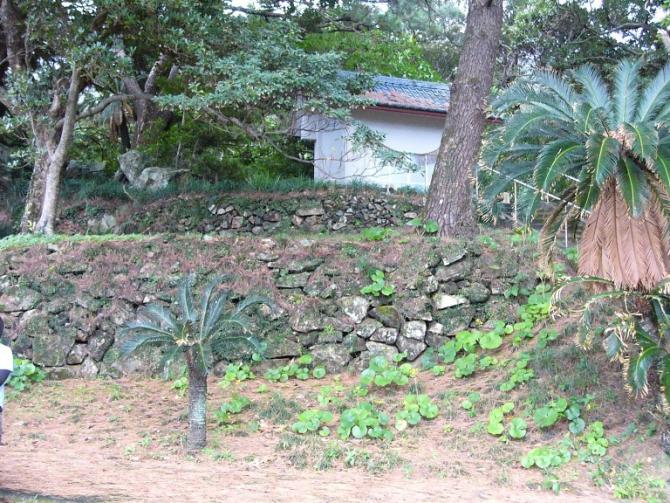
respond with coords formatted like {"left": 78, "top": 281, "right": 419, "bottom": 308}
{"left": 579, "top": 421, "right": 608, "bottom": 460}
{"left": 454, "top": 353, "right": 478, "bottom": 379}
{"left": 338, "top": 402, "right": 393, "bottom": 441}
{"left": 610, "top": 463, "right": 667, "bottom": 502}
{"left": 487, "top": 402, "right": 515, "bottom": 436}
{"left": 485, "top": 59, "right": 670, "bottom": 257}
{"left": 214, "top": 394, "right": 251, "bottom": 425}
{"left": 264, "top": 354, "right": 325, "bottom": 382}
{"left": 171, "top": 375, "right": 189, "bottom": 397}
{"left": 360, "top": 227, "right": 393, "bottom": 241}
{"left": 302, "top": 29, "right": 441, "bottom": 81}
{"left": 121, "top": 275, "right": 271, "bottom": 374}
{"left": 533, "top": 398, "right": 568, "bottom": 429}
{"left": 460, "top": 392, "right": 481, "bottom": 417}
{"left": 7, "top": 358, "right": 46, "bottom": 392}
{"left": 219, "top": 362, "right": 255, "bottom": 388}
{"left": 359, "top": 356, "right": 415, "bottom": 390}
{"left": 407, "top": 217, "right": 439, "bottom": 235}
{"left": 499, "top": 355, "right": 535, "bottom": 392}
{"left": 317, "top": 384, "right": 345, "bottom": 408}
{"left": 292, "top": 409, "right": 334, "bottom": 436}
{"left": 360, "top": 269, "right": 395, "bottom": 297}
{"left": 395, "top": 394, "right": 439, "bottom": 431}
{"left": 533, "top": 396, "right": 590, "bottom": 434}
{"left": 508, "top": 418, "right": 528, "bottom": 440}
{"left": 521, "top": 443, "right": 572, "bottom": 471}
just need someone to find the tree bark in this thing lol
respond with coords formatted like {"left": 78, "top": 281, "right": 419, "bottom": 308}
{"left": 185, "top": 350, "right": 208, "bottom": 452}
{"left": 425, "top": 0, "right": 504, "bottom": 238}
{"left": 34, "top": 66, "right": 81, "bottom": 234}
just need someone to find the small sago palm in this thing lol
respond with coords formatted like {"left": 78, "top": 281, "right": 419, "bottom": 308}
{"left": 121, "top": 275, "right": 270, "bottom": 452}
{"left": 486, "top": 59, "right": 670, "bottom": 291}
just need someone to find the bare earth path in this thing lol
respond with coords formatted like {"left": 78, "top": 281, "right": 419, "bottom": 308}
{"left": 0, "top": 378, "right": 626, "bottom": 503}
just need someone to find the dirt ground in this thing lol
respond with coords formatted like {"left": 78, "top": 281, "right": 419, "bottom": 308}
{"left": 2, "top": 369, "right": 665, "bottom": 503}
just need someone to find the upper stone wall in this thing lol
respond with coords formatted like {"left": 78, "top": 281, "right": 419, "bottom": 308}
{"left": 57, "top": 188, "right": 425, "bottom": 236}
{"left": 0, "top": 231, "right": 537, "bottom": 378}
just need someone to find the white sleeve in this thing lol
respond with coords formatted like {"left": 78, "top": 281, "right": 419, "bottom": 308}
{"left": 0, "top": 346, "right": 12, "bottom": 371}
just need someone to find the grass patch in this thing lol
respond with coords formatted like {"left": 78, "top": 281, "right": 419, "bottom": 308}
{"left": 60, "top": 176, "right": 421, "bottom": 204}
{"left": 0, "top": 232, "right": 148, "bottom": 252}
{"left": 258, "top": 392, "right": 302, "bottom": 424}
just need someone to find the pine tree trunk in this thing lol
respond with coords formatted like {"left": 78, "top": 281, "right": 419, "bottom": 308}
{"left": 425, "top": 0, "right": 504, "bottom": 238}
{"left": 186, "top": 351, "right": 208, "bottom": 452}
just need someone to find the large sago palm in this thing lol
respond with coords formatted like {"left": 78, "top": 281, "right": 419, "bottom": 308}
{"left": 486, "top": 59, "right": 670, "bottom": 291}
{"left": 121, "top": 276, "right": 270, "bottom": 452}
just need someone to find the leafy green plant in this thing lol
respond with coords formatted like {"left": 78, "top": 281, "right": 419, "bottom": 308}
{"left": 407, "top": 217, "right": 439, "bottom": 235}
{"left": 214, "top": 394, "right": 251, "bottom": 425}
{"left": 395, "top": 394, "right": 439, "bottom": 431}
{"left": 338, "top": 402, "right": 393, "bottom": 441}
{"left": 317, "top": 384, "right": 345, "bottom": 407}
{"left": 487, "top": 59, "right": 670, "bottom": 291}
{"left": 521, "top": 443, "right": 572, "bottom": 471}
{"left": 359, "top": 355, "right": 415, "bottom": 390}
{"left": 264, "top": 354, "right": 326, "bottom": 382}
{"left": 499, "top": 355, "right": 534, "bottom": 392}
{"left": 533, "top": 398, "right": 568, "bottom": 429}
{"left": 7, "top": 358, "right": 46, "bottom": 392}
{"left": 292, "top": 409, "right": 334, "bottom": 436}
{"left": 454, "top": 353, "right": 478, "bottom": 378}
{"left": 430, "top": 364, "right": 446, "bottom": 376}
{"left": 361, "top": 227, "right": 393, "bottom": 241}
{"left": 360, "top": 269, "right": 395, "bottom": 297}
{"left": 219, "top": 362, "right": 255, "bottom": 388}
{"left": 508, "top": 418, "right": 528, "bottom": 439}
{"left": 460, "top": 392, "right": 481, "bottom": 417}
{"left": 579, "top": 421, "right": 608, "bottom": 460}
{"left": 171, "top": 375, "right": 189, "bottom": 397}
{"left": 533, "top": 397, "right": 587, "bottom": 434}
{"left": 487, "top": 402, "right": 515, "bottom": 436}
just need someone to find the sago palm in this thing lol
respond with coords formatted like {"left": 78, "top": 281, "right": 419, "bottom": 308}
{"left": 486, "top": 59, "right": 670, "bottom": 291}
{"left": 121, "top": 275, "right": 270, "bottom": 452}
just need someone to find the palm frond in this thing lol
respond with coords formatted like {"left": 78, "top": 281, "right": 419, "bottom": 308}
{"left": 573, "top": 64, "right": 611, "bottom": 116}
{"left": 623, "top": 121, "right": 659, "bottom": 169}
{"left": 234, "top": 294, "right": 273, "bottom": 315}
{"left": 534, "top": 138, "right": 583, "bottom": 191}
{"left": 535, "top": 69, "right": 577, "bottom": 109}
{"left": 617, "top": 156, "right": 650, "bottom": 218}
{"left": 178, "top": 275, "right": 197, "bottom": 323}
{"left": 613, "top": 59, "right": 642, "bottom": 125}
{"left": 198, "top": 275, "right": 224, "bottom": 339}
{"left": 202, "top": 289, "right": 231, "bottom": 340}
{"left": 586, "top": 134, "right": 620, "bottom": 187}
{"left": 482, "top": 160, "right": 535, "bottom": 201}
{"left": 636, "top": 61, "right": 670, "bottom": 122}
{"left": 119, "top": 333, "right": 175, "bottom": 356}
{"left": 142, "top": 304, "right": 179, "bottom": 332}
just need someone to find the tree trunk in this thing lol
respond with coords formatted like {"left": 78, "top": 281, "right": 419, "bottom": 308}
{"left": 34, "top": 67, "right": 81, "bottom": 235}
{"left": 185, "top": 350, "right": 208, "bottom": 452}
{"left": 425, "top": 0, "right": 504, "bottom": 238}
{"left": 20, "top": 126, "right": 54, "bottom": 233}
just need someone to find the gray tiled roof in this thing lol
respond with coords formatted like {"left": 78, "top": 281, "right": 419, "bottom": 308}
{"left": 341, "top": 71, "right": 450, "bottom": 113}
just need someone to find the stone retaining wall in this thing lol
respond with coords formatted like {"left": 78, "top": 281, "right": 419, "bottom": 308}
{"left": 62, "top": 189, "right": 424, "bottom": 236}
{"left": 0, "top": 231, "right": 535, "bottom": 378}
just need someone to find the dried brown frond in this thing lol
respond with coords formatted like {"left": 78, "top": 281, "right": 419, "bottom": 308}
{"left": 579, "top": 179, "right": 670, "bottom": 291}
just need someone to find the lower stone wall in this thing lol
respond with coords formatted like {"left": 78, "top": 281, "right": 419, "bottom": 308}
{"left": 0, "top": 231, "right": 536, "bottom": 377}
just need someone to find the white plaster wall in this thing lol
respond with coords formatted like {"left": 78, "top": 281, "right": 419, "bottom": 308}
{"left": 303, "top": 108, "right": 445, "bottom": 190}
